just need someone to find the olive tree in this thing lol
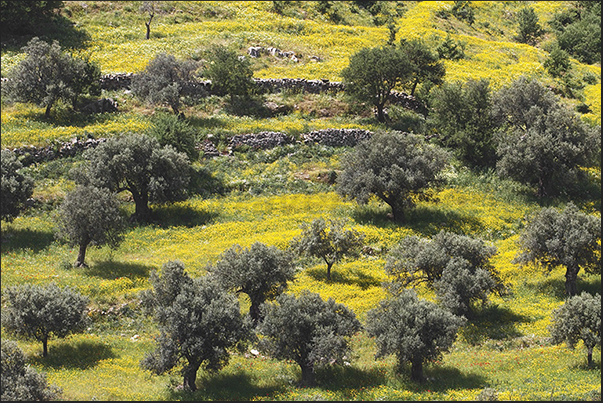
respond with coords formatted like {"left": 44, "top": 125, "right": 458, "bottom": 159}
{"left": 206, "top": 242, "right": 297, "bottom": 326}
{"left": 132, "top": 52, "right": 199, "bottom": 115}
{"left": 398, "top": 38, "right": 445, "bottom": 97}
{"left": 1, "top": 149, "right": 34, "bottom": 222}
{"left": 54, "top": 185, "right": 126, "bottom": 268}
{"left": 2, "top": 37, "right": 101, "bottom": 117}
{"left": 258, "top": 291, "right": 361, "bottom": 387}
{"left": 341, "top": 46, "right": 412, "bottom": 122}
{"left": 514, "top": 203, "right": 601, "bottom": 297}
{"left": 492, "top": 76, "right": 600, "bottom": 198}
{"left": 289, "top": 217, "right": 365, "bottom": 281}
{"left": 1, "top": 340, "right": 62, "bottom": 401}
{"left": 139, "top": 261, "right": 249, "bottom": 392}
{"left": 385, "top": 230, "right": 506, "bottom": 318}
{"left": 337, "top": 131, "right": 450, "bottom": 223}
{"left": 71, "top": 133, "right": 191, "bottom": 222}
{"left": 1, "top": 283, "right": 89, "bottom": 357}
{"left": 549, "top": 292, "right": 601, "bottom": 367}
{"left": 365, "top": 289, "right": 465, "bottom": 382}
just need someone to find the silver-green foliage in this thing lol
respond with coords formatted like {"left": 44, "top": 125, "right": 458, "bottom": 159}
{"left": 365, "top": 289, "right": 465, "bottom": 382}
{"left": 72, "top": 133, "right": 191, "bottom": 221}
{"left": 139, "top": 260, "right": 248, "bottom": 392}
{"left": 207, "top": 241, "right": 297, "bottom": 326}
{"left": 385, "top": 230, "right": 505, "bottom": 317}
{"left": 55, "top": 185, "right": 126, "bottom": 267}
{"left": 514, "top": 203, "right": 601, "bottom": 297}
{"left": 0, "top": 149, "right": 34, "bottom": 222}
{"left": 549, "top": 292, "right": 601, "bottom": 366}
{"left": 1, "top": 340, "right": 62, "bottom": 401}
{"left": 2, "top": 37, "right": 100, "bottom": 116}
{"left": 258, "top": 290, "right": 361, "bottom": 387}
{"left": 289, "top": 217, "right": 364, "bottom": 281}
{"left": 1, "top": 283, "right": 89, "bottom": 357}
{"left": 337, "top": 131, "right": 450, "bottom": 223}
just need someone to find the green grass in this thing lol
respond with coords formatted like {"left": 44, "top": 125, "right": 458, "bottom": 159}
{"left": 1, "top": 1, "right": 601, "bottom": 401}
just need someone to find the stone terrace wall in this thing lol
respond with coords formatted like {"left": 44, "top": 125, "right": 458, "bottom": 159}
{"left": 9, "top": 129, "right": 376, "bottom": 165}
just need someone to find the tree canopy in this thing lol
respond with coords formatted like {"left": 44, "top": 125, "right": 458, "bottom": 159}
{"left": 258, "top": 290, "right": 361, "bottom": 387}
{"left": 71, "top": 133, "right": 191, "bottom": 222}
{"left": 1, "top": 149, "right": 34, "bottom": 222}
{"left": 337, "top": 131, "right": 450, "bottom": 223}
{"left": 140, "top": 260, "right": 249, "bottom": 391}
{"left": 365, "top": 289, "right": 465, "bottom": 382}
{"left": 206, "top": 241, "right": 297, "bottom": 326}
{"left": 54, "top": 185, "right": 126, "bottom": 267}
{"left": 514, "top": 203, "right": 601, "bottom": 297}
{"left": 1, "top": 283, "right": 89, "bottom": 357}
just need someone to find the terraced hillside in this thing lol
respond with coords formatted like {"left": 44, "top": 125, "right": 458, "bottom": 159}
{"left": 1, "top": 1, "right": 601, "bottom": 401}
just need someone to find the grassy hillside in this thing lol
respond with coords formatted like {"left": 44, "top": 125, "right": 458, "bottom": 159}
{"left": 1, "top": 1, "right": 601, "bottom": 401}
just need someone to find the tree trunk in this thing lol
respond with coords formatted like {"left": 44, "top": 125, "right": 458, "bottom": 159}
{"left": 390, "top": 204, "right": 406, "bottom": 224}
{"left": 326, "top": 262, "right": 333, "bottom": 281}
{"left": 132, "top": 191, "right": 151, "bottom": 222}
{"left": 249, "top": 298, "right": 262, "bottom": 327}
{"left": 565, "top": 267, "right": 579, "bottom": 297}
{"left": 145, "top": 13, "right": 153, "bottom": 39}
{"left": 376, "top": 104, "right": 386, "bottom": 123}
{"left": 45, "top": 103, "right": 52, "bottom": 117}
{"left": 75, "top": 241, "right": 90, "bottom": 267}
{"left": 299, "top": 362, "right": 316, "bottom": 387}
{"left": 587, "top": 346, "right": 593, "bottom": 366}
{"left": 182, "top": 363, "right": 200, "bottom": 392}
{"left": 42, "top": 335, "right": 48, "bottom": 357}
{"left": 410, "top": 357, "right": 425, "bottom": 383}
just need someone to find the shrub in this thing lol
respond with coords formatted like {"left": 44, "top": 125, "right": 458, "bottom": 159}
{"left": 1, "top": 149, "right": 34, "bottom": 222}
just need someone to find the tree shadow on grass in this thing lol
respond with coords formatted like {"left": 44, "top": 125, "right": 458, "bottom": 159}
{"left": 304, "top": 265, "right": 383, "bottom": 290}
{"left": 0, "top": 227, "right": 55, "bottom": 254}
{"left": 82, "top": 260, "right": 152, "bottom": 281}
{"left": 150, "top": 204, "right": 220, "bottom": 228}
{"left": 461, "top": 304, "right": 528, "bottom": 345}
{"left": 523, "top": 275, "right": 601, "bottom": 302}
{"left": 167, "top": 370, "right": 287, "bottom": 401}
{"left": 350, "top": 203, "right": 487, "bottom": 239}
{"left": 31, "top": 339, "right": 116, "bottom": 370}
{"left": 317, "top": 363, "right": 486, "bottom": 394}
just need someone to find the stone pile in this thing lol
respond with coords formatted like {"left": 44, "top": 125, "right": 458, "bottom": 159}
{"left": 99, "top": 73, "right": 134, "bottom": 90}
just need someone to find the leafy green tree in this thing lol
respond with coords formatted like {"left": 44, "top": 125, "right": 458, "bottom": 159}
{"left": 0, "top": 1, "right": 63, "bottom": 35}
{"left": 1, "top": 283, "right": 89, "bottom": 357}
{"left": 147, "top": 112, "right": 199, "bottom": 161}
{"left": 495, "top": 103, "right": 600, "bottom": 198}
{"left": 515, "top": 6, "right": 544, "bottom": 46}
{"left": 203, "top": 45, "right": 255, "bottom": 102}
{"left": 544, "top": 44, "right": 572, "bottom": 79}
{"left": 139, "top": 260, "right": 249, "bottom": 392}
{"left": 1, "top": 340, "right": 62, "bottom": 401}
{"left": 428, "top": 79, "right": 496, "bottom": 168}
{"left": 1, "top": 149, "right": 34, "bottom": 222}
{"left": 436, "top": 34, "right": 466, "bottom": 61}
{"left": 132, "top": 52, "right": 199, "bottom": 115}
{"left": 2, "top": 37, "right": 100, "bottom": 117}
{"left": 549, "top": 292, "right": 601, "bottom": 366}
{"left": 385, "top": 230, "right": 506, "bottom": 317}
{"left": 54, "top": 185, "right": 126, "bottom": 268}
{"left": 207, "top": 242, "right": 297, "bottom": 326}
{"left": 258, "top": 290, "right": 361, "bottom": 387}
{"left": 451, "top": 1, "right": 475, "bottom": 26}
{"left": 514, "top": 203, "right": 601, "bottom": 297}
{"left": 491, "top": 76, "right": 558, "bottom": 131}
{"left": 365, "top": 289, "right": 465, "bottom": 382}
{"left": 71, "top": 133, "right": 191, "bottom": 222}
{"left": 342, "top": 46, "right": 412, "bottom": 122}
{"left": 549, "top": 1, "right": 601, "bottom": 64}
{"left": 289, "top": 217, "right": 364, "bottom": 281}
{"left": 337, "top": 131, "right": 450, "bottom": 223}
{"left": 398, "top": 38, "right": 445, "bottom": 97}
